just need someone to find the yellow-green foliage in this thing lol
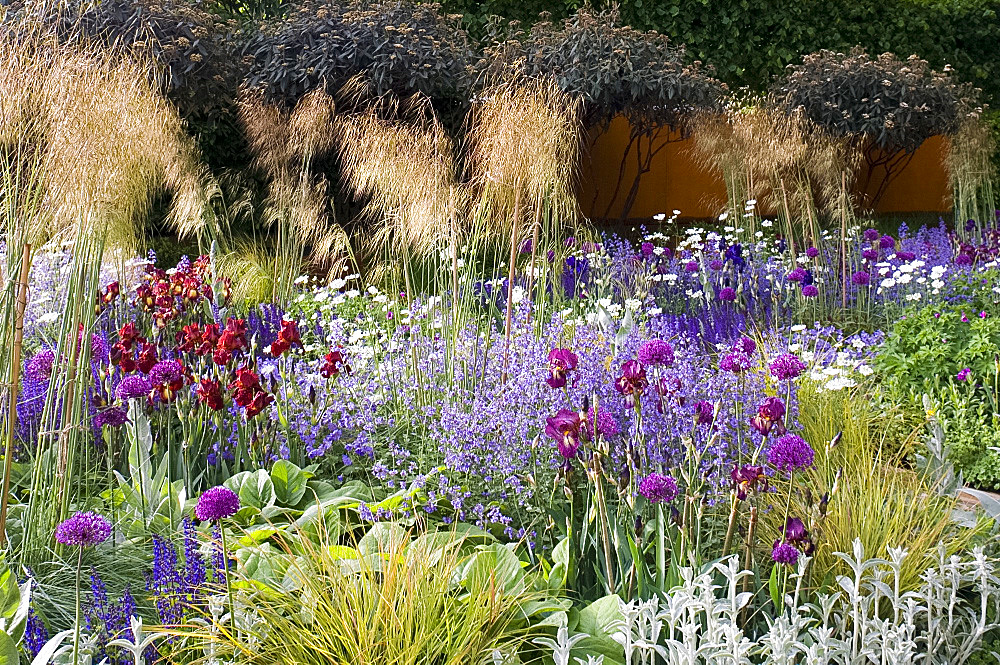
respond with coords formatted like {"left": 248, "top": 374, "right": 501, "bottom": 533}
{"left": 762, "top": 379, "right": 989, "bottom": 592}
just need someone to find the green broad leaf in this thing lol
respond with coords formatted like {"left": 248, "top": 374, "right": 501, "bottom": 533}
{"left": 769, "top": 565, "right": 781, "bottom": 610}
{"left": 0, "top": 631, "right": 17, "bottom": 665}
{"left": 462, "top": 543, "right": 525, "bottom": 597}
{"left": 357, "top": 522, "right": 409, "bottom": 556}
{"left": 577, "top": 594, "right": 623, "bottom": 641}
{"left": 571, "top": 635, "right": 625, "bottom": 665}
{"left": 225, "top": 470, "right": 276, "bottom": 511}
{"left": 0, "top": 570, "right": 19, "bottom": 620}
{"left": 237, "top": 544, "right": 280, "bottom": 585}
{"left": 237, "top": 527, "right": 278, "bottom": 547}
{"left": 271, "top": 460, "right": 310, "bottom": 506}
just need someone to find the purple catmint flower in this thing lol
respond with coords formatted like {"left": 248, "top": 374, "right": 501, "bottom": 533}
{"left": 805, "top": 247, "right": 820, "bottom": 258}
{"left": 769, "top": 353, "right": 807, "bottom": 380}
{"left": 586, "top": 408, "right": 619, "bottom": 438}
{"left": 194, "top": 486, "right": 240, "bottom": 522}
{"left": 956, "top": 368, "right": 971, "bottom": 382}
{"left": 863, "top": 228, "right": 880, "bottom": 242}
{"left": 55, "top": 512, "right": 111, "bottom": 547}
{"left": 638, "top": 473, "right": 678, "bottom": 503}
{"left": 851, "top": 271, "right": 871, "bottom": 286}
{"left": 148, "top": 536, "right": 184, "bottom": 625}
{"left": 545, "top": 409, "right": 582, "bottom": 459}
{"left": 801, "top": 285, "right": 819, "bottom": 298}
{"left": 772, "top": 542, "right": 800, "bottom": 565}
{"left": 149, "top": 360, "right": 183, "bottom": 386}
{"left": 637, "top": 340, "right": 674, "bottom": 367}
{"left": 767, "top": 434, "right": 815, "bottom": 473}
{"left": 25, "top": 349, "right": 55, "bottom": 382}
{"left": 114, "top": 375, "right": 151, "bottom": 401}
{"left": 718, "top": 287, "right": 737, "bottom": 302}
{"left": 546, "top": 348, "right": 578, "bottom": 389}
{"left": 182, "top": 517, "right": 206, "bottom": 591}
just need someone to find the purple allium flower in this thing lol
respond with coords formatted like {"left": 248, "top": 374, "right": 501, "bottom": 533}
{"left": 149, "top": 360, "right": 183, "bottom": 386}
{"left": 693, "top": 400, "right": 714, "bottom": 426}
{"left": 879, "top": 234, "right": 895, "bottom": 249}
{"left": 801, "top": 285, "right": 819, "bottom": 298}
{"left": 586, "top": 407, "right": 619, "bottom": 438}
{"left": 93, "top": 407, "right": 128, "bottom": 429}
{"left": 862, "top": 248, "right": 879, "bottom": 261}
{"left": 955, "top": 253, "right": 973, "bottom": 266}
{"left": 638, "top": 473, "right": 679, "bottom": 503}
{"left": 851, "top": 271, "right": 871, "bottom": 286}
{"left": 751, "top": 396, "right": 787, "bottom": 437}
{"left": 863, "top": 228, "right": 880, "bottom": 242}
{"left": 767, "top": 434, "right": 815, "bottom": 473}
{"left": 769, "top": 353, "right": 807, "bottom": 380}
{"left": 614, "top": 360, "right": 648, "bottom": 403}
{"left": 731, "top": 465, "right": 766, "bottom": 500}
{"left": 54, "top": 512, "right": 111, "bottom": 547}
{"left": 684, "top": 260, "right": 699, "bottom": 273}
{"left": 718, "top": 287, "right": 737, "bottom": 302}
{"left": 25, "top": 349, "right": 55, "bottom": 382}
{"left": 640, "top": 242, "right": 654, "bottom": 257}
{"left": 719, "top": 352, "right": 752, "bottom": 374}
{"left": 637, "top": 340, "right": 674, "bottom": 367}
{"left": 194, "top": 486, "right": 240, "bottom": 522}
{"left": 709, "top": 259, "right": 724, "bottom": 271}
{"left": 545, "top": 409, "right": 582, "bottom": 459}
{"left": 733, "top": 336, "right": 756, "bottom": 355}
{"left": 956, "top": 368, "right": 971, "bottom": 382}
{"left": 114, "top": 375, "right": 151, "bottom": 401}
{"left": 772, "top": 542, "right": 800, "bottom": 565}
{"left": 786, "top": 267, "right": 806, "bottom": 283}
{"left": 897, "top": 250, "right": 916, "bottom": 261}
{"left": 805, "top": 247, "right": 820, "bottom": 258}
{"left": 546, "top": 348, "right": 578, "bottom": 389}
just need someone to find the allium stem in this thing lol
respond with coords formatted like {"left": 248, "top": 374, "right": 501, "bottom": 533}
{"left": 73, "top": 547, "right": 82, "bottom": 665}
{"left": 655, "top": 504, "right": 666, "bottom": 590}
{"left": 220, "top": 524, "right": 236, "bottom": 632}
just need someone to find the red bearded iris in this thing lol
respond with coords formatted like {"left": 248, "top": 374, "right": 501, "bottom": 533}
{"left": 270, "top": 319, "right": 302, "bottom": 357}
{"left": 321, "top": 348, "right": 350, "bottom": 378}
{"left": 195, "top": 378, "right": 224, "bottom": 411}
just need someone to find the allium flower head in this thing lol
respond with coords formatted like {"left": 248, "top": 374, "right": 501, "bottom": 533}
{"left": 862, "top": 248, "right": 879, "bottom": 261}
{"left": 772, "top": 542, "right": 800, "bottom": 566}
{"left": 879, "top": 234, "right": 895, "bottom": 249}
{"left": 767, "top": 434, "right": 815, "bottom": 473}
{"left": 805, "top": 247, "right": 820, "bottom": 258}
{"left": 684, "top": 260, "right": 699, "bottom": 273}
{"left": 194, "top": 486, "right": 240, "bottom": 521}
{"left": 801, "top": 285, "right": 819, "bottom": 298}
{"left": 851, "top": 271, "right": 871, "bottom": 286}
{"left": 637, "top": 340, "right": 674, "bottom": 367}
{"left": 54, "top": 512, "right": 111, "bottom": 547}
{"left": 719, "top": 352, "right": 752, "bottom": 374}
{"left": 93, "top": 407, "right": 128, "bottom": 429}
{"left": 718, "top": 287, "right": 737, "bottom": 302}
{"left": 546, "top": 348, "right": 579, "bottom": 389}
{"left": 114, "top": 375, "right": 151, "bottom": 401}
{"left": 863, "top": 228, "right": 880, "bottom": 242}
{"left": 545, "top": 409, "right": 582, "bottom": 459}
{"left": 25, "top": 349, "right": 55, "bottom": 382}
{"left": 786, "top": 267, "right": 806, "bottom": 283}
{"left": 586, "top": 408, "right": 619, "bottom": 439}
{"left": 149, "top": 360, "right": 183, "bottom": 387}
{"left": 769, "top": 353, "right": 807, "bottom": 380}
{"left": 733, "top": 336, "right": 756, "bottom": 355}
{"left": 638, "top": 473, "right": 678, "bottom": 503}
{"left": 709, "top": 259, "right": 724, "bottom": 271}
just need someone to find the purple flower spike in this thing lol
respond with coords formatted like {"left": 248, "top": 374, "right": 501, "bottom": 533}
{"left": 194, "top": 486, "right": 240, "bottom": 522}
{"left": 55, "top": 512, "right": 111, "bottom": 547}
{"left": 638, "top": 473, "right": 678, "bottom": 504}
{"left": 956, "top": 368, "right": 971, "bottom": 382}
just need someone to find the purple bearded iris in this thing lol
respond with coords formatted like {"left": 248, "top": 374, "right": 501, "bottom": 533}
{"left": 731, "top": 464, "right": 766, "bottom": 501}
{"left": 750, "top": 396, "right": 787, "bottom": 437}
{"left": 545, "top": 409, "right": 583, "bottom": 459}
{"left": 614, "top": 360, "right": 648, "bottom": 406}
{"left": 546, "top": 348, "right": 579, "bottom": 389}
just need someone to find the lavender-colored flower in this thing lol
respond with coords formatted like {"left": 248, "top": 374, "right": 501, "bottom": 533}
{"left": 718, "top": 287, "right": 737, "bottom": 302}
{"left": 638, "top": 473, "right": 678, "bottom": 503}
{"left": 149, "top": 360, "right": 183, "bottom": 386}
{"left": 114, "top": 375, "right": 151, "bottom": 401}
{"left": 545, "top": 409, "right": 582, "bottom": 459}
{"left": 851, "top": 270, "right": 871, "bottom": 286}
{"left": 546, "top": 348, "right": 578, "bottom": 389}
{"left": 637, "top": 340, "right": 674, "bottom": 367}
{"left": 25, "top": 349, "right": 55, "bottom": 382}
{"left": 767, "top": 434, "right": 815, "bottom": 473}
{"left": 194, "top": 486, "right": 240, "bottom": 521}
{"left": 956, "top": 367, "right": 971, "bottom": 381}
{"left": 54, "top": 512, "right": 111, "bottom": 547}
{"left": 586, "top": 407, "right": 619, "bottom": 438}
{"left": 863, "top": 228, "right": 880, "bottom": 242}
{"left": 772, "top": 542, "right": 800, "bottom": 565}
{"left": 769, "top": 353, "right": 807, "bottom": 380}
{"left": 801, "top": 285, "right": 819, "bottom": 298}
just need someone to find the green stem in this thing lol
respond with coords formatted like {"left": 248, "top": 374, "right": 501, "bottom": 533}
{"left": 220, "top": 523, "right": 236, "bottom": 631}
{"left": 656, "top": 504, "right": 666, "bottom": 590}
{"left": 73, "top": 548, "right": 82, "bottom": 665}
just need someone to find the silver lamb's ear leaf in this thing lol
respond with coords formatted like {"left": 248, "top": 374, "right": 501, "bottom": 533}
{"left": 959, "top": 488, "right": 1000, "bottom": 519}
{"left": 30, "top": 629, "right": 74, "bottom": 665}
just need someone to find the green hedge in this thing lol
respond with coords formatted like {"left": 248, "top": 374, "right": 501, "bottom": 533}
{"left": 440, "top": 0, "right": 1000, "bottom": 105}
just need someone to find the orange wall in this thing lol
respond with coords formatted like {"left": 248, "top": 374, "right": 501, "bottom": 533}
{"left": 579, "top": 116, "right": 951, "bottom": 220}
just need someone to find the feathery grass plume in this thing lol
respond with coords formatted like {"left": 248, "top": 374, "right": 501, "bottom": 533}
{"left": 946, "top": 117, "right": 997, "bottom": 233}
{"left": 238, "top": 88, "right": 349, "bottom": 304}
{"left": 0, "top": 35, "right": 211, "bottom": 252}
